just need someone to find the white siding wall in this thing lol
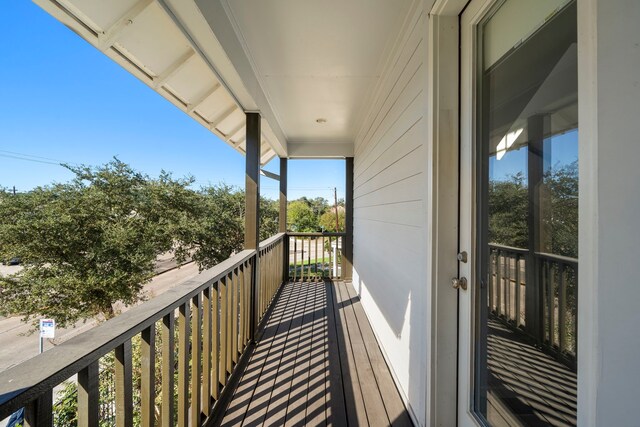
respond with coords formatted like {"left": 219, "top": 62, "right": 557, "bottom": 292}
{"left": 352, "top": 2, "right": 429, "bottom": 424}
{"left": 578, "top": 0, "right": 640, "bottom": 425}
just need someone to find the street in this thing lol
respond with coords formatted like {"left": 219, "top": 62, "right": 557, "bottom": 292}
{"left": 0, "top": 261, "right": 200, "bottom": 372}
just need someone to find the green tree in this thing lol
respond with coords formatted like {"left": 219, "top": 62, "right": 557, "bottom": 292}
{"left": 0, "top": 158, "right": 288, "bottom": 329}
{"left": 319, "top": 207, "right": 345, "bottom": 232}
{"left": 287, "top": 200, "right": 317, "bottom": 232}
{"left": 0, "top": 160, "right": 186, "bottom": 326}
{"left": 488, "top": 171, "right": 529, "bottom": 249}
{"left": 259, "top": 197, "right": 280, "bottom": 241}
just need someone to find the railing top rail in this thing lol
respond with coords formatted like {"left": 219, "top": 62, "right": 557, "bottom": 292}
{"left": 534, "top": 251, "right": 579, "bottom": 266}
{"left": 287, "top": 232, "right": 346, "bottom": 237}
{"left": 488, "top": 243, "right": 578, "bottom": 265}
{"left": 259, "top": 232, "right": 286, "bottom": 249}
{"left": 488, "top": 243, "right": 529, "bottom": 255}
{"left": 0, "top": 246, "right": 259, "bottom": 417}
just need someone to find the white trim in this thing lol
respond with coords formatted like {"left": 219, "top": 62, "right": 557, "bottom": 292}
{"left": 287, "top": 142, "right": 354, "bottom": 158}
{"left": 425, "top": 8, "right": 460, "bottom": 427}
{"left": 458, "top": 0, "right": 498, "bottom": 425}
{"left": 576, "top": 0, "right": 598, "bottom": 424}
{"left": 192, "top": 0, "right": 288, "bottom": 158}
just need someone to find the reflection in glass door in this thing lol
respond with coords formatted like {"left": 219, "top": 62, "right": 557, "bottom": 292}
{"left": 474, "top": 1, "right": 578, "bottom": 425}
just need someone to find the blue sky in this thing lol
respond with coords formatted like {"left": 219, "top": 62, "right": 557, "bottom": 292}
{"left": 0, "top": 1, "right": 345, "bottom": 201}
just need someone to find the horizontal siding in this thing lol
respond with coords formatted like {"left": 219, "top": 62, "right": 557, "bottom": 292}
{"left": 352, "top": 2, "right": 428, "bottom": 426}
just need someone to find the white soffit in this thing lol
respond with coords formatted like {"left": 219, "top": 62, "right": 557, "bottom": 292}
{"left": 33, "top": 0, "right": 285, "bottom": 164}
{"left": 204, "top": 0, "right": 414, "bottom": 147}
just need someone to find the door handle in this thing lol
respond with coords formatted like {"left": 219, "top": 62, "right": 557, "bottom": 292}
{"left": 452, "top": 277, "right": 468, "bottom": 291}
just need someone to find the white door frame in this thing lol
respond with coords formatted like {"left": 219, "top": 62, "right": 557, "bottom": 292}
{"left": 458, "top": 0, "right": 497, "bottom": 425}
{"left": 428, "top": 0, "right": 496, "bottom": 425}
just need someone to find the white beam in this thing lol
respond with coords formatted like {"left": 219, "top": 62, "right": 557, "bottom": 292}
{"left": 187, "top": 83, "right": 221, "bottom": 113}
{"left": 98, "top": 0, "right": 155, "bottom": 51}
{"left": 224, "top": 122, "right": 245, "bottom": 142}
{"left": 153, "top": 50, "right": 196, "bottom": 89}
{"left": 210, "top": 105, "right": 238, "bottom": 129}
{"left": 287, "top": 142, "right": 354, "bottom": 158}
{"left": 260, "top": 169, "right": 280, "bottom": 181}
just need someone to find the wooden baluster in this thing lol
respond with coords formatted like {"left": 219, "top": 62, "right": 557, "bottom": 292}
{"left": 496, "top": 251, "right": 502, "bottom": 317}
{"left": 515, "top": 255, "right": 521, "bottom": 327}
{"left": 559, "top": 263, "right": 566, "bottom": 353}
{"left": 78, "top": 361, "right": 99, "bottom": 427}
{"left": 115, "top": 340, "right": 133, "bottom": 427}
{"left": 191, "top": 293, "right": 202, "bottom": 425}
{"left": 507, "top": 255, "right": 512, "bottom": 321}
{"left": 141, "top": 325, "right": 155, "bottom": 427}
{"left": 294, "top": 237, "right": 298, "bottom": 282}
{"left": 548, "top": 261, "right": 555, "bottom": 346}
{"left": 219, "top": 277, "right": 228, "bottom": 387}
{"left": 243, "top": 263, "right": 249, "bottom": 346}
{"left": 239, "top": 265, "right": 245, "bottom": 355}
{"left": 202, "top": 286, "right": 212, "bottom": 417}
{"left": 23, "top": 390, "right": 53, "bottom": 427}
{"left": 161, "top": 312, "right": 175, "bottom": 427}
{"left": 489, "top": 251, "right": 494, "bottom": 312}
{"left": 212, "top": 281, "right": 220, "bottom": 400}
{"left": 178, "top": 302, "right": 190, "bottom": 427}
{"left": 232, "top": 268, "right": 239, "bottom": 364}
{"left": 226, "top": 272, "right": 233, "bottom": 374}
{"left": 328, "top": 237, "right": 333, "bottom": 279}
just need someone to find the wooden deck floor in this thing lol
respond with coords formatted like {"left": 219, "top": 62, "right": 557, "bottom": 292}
{"left": 217, "top": 280, "right": 413, "bottom": 427}
{"left": 487, "top": 318, "right": 577, "bottom": 426}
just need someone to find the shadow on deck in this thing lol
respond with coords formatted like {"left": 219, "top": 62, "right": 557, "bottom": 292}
{"left": 487, "top": 317, "right": 577, "bottom": 426}
{"left": 212, "top": 280, "right": 413, "bottom": 427}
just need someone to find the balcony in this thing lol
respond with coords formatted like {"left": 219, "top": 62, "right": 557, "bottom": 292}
{"left": 0, "top": 232, "right": 410, "bottom": 426}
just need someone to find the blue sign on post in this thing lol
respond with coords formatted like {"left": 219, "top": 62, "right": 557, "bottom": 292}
{"left": 39, "top": 319, "right": 56, "bottom": 338}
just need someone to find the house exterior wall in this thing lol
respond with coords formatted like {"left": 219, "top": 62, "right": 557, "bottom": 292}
{"left": 351, "top": 1, "right": 432, "bottom": 424}
{"left": 353, "top": 1, "right": 640, "bottom": 426}
{"left": 577, "top": 0, "right": 640, "bottom": 425}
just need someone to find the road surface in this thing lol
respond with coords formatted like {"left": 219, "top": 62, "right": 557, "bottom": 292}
{"left": 0, "top": 261, "right": 200, "bottom": 372}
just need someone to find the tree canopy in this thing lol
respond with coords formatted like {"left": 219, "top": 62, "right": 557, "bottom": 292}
{"left": 488, "top": 161, "right": 578, "bottom": 258}
{"left": 0, "top": 159, "right": 280, "bottom": 327}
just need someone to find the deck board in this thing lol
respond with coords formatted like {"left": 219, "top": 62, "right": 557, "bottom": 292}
{"left": 218, "top": 280, "right": 412, "bottom": 427}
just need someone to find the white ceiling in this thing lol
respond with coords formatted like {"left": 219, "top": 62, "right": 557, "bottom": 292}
{"left": 218, "top": 0, "right": 414, "bottom": 145}
{"left": 36, "top": 0, "right": 415, "bottom": 160}
{"left": 34, "top": 0, "right": 284, "bottom": 164}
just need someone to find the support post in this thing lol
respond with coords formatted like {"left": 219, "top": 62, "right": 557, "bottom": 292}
{"left": 279, "top": 158, "right": 289, "bottom": 282}
{"left": 279, "top": 158, "right": 287, "bottom": 233}
{"left": 245, "top": 112, "right": 261, "bottom": 339}
{"left": 526, "top": 115, "right": 547, "bottom": 342}
{"left": 344, "top": 157, "right": 354, "bottom": 280}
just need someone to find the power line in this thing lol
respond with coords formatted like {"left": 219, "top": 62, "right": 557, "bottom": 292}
{"left": 0, "top": 153, "right": 63, "bottom": 166}
{"left": 0, "top": 149, "right": 79, "bottom": 166}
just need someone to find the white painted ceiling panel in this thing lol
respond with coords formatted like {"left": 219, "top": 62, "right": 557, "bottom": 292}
{"left": 221, "top": 0, "right": 413, "bottom": 144}
{"left": 197, "top": 93, "right": 237, "bottom": 123}
{"left": 216, "top": 108, "right": 246, "bottom": 136}
{"left": 62, "top": 0, "right": 137, "bottom": 31}
{"left": 115, "top": 4, "right": 191, "bottom": 75}
{"left": 262, "top": 75, "right": 377, "bottom": 142}
{"left": 165, "top": 57, "right": 218, "bottom": 103}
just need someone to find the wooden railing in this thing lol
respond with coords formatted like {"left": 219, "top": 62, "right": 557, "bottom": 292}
{"left": 536, "top": 250, "right": 578, "bottom": 358}
{"left": 287, "top": 232, "right": 345, "bottom": 282}
{"left": 0, "top": 233, "right": 286, "bottom": 427}
{"left": 489, "top": 243, "right": 578, "bottom": 364}
{"left": 489, "top": 244, "right": 528, "bottom": 327}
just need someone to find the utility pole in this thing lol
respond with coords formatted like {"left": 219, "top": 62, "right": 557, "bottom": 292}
{"left": 333, "top": 187, "right": 340, "bottom": 231}
{"left": 12, "top": 186, "right": 16, "bottom": 196}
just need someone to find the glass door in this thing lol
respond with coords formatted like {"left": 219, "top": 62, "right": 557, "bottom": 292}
{"left": 458, "top": 1, "right": 578, "bottom": 425}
